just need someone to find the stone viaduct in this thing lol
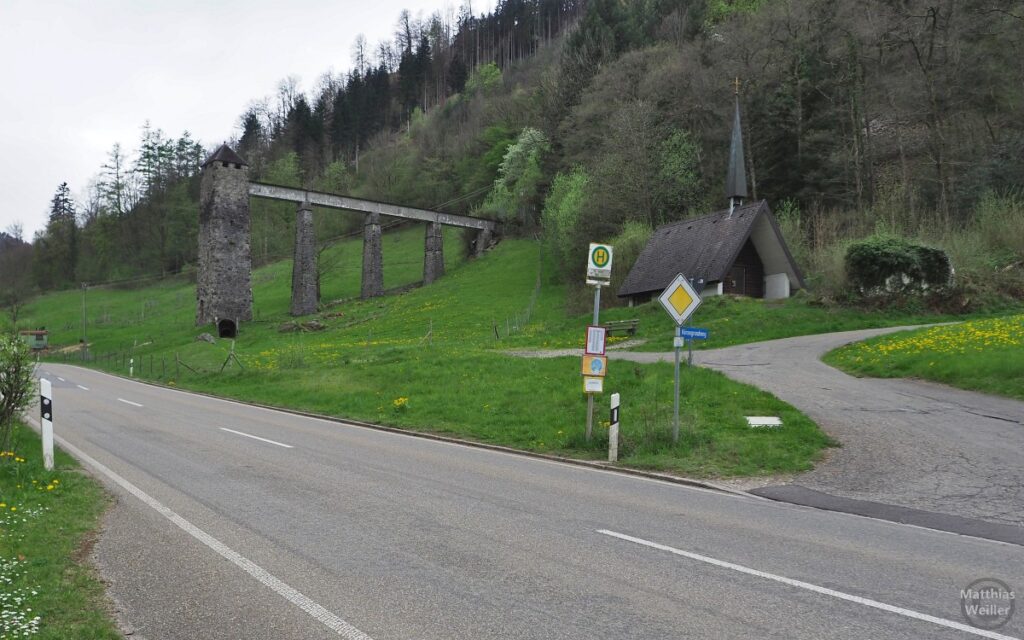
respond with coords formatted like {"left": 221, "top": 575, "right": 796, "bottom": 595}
{"left": 197, "top": 144, "right": 499, "bottom": 336}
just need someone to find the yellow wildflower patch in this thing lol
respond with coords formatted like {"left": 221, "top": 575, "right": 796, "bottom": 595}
{"left": 842, "top": 315, "right": 1023, "bottom": 361}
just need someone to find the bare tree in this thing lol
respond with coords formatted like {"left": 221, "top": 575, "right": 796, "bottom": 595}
{"left": 352, "top": 34, "right": 370, "bottom": 74}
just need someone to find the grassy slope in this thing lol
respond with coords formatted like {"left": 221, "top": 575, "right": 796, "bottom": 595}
{"left": 0, "top": 424, "right": 120, "bottom": 639}
{"left": 824, "top": 315, "right": 1024, "bottom": 400}
{"left": 19, "top": 224, "right": 843, "bottom": 477}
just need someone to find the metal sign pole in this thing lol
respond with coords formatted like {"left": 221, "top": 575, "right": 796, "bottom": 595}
{"left": 585, "top": 284, "right": 602, "bottom": 442}
{"left": 687, "top": 337, "right": 693, "bottom": 367}
{"left": 673, "top": 338, "right": 681, "bottom": 443}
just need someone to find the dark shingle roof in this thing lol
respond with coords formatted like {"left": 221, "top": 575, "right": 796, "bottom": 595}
{"left": 617, "top": 201, "right": 770, "bottom": 297}
{"left": 202, "top": 144, "right": 248, "bottom": 168}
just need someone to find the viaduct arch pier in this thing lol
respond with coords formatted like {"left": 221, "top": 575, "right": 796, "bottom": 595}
{"left": 197, "top": 144, "right": 500, "bottom": 334}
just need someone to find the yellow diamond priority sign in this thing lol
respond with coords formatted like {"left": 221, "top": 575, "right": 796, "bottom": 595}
{"left": 658, "top": 273, "right": 702, "bottom": 325}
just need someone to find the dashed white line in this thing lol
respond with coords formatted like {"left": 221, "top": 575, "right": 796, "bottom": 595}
{"left": 58, "top": 377, "right": 65, "bottom": 382}
{"left": 597, "top": 529, "right": 1019, "bottom": 640}
{"left": 37, "top": 424, "right": 372, "bottom": 639}
{"left": 117, "top": 398, "right": 143, "bottom": 407}
{"left": 220, "top": 427, "right": 294, "bottom": 449}
{"left": 77, "top": 385, "right": 90, "bottom": 391}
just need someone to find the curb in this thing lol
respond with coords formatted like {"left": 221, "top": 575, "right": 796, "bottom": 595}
{"left": 45, "top": 363, "right": 748, "bottom": 498}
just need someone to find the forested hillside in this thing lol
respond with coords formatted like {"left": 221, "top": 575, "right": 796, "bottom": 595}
{"left": 7, "top": 0, "right": 1024, "bottom": 318}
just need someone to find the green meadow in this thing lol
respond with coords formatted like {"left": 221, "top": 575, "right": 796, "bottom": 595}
{"left": 19, "top": 223, "right": 962, "bottom": 477}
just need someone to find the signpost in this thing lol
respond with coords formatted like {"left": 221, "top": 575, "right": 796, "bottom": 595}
{"left": 581, "top": 355, "right": 608, "bottom": 377}
{"left": 586, "top": 243, "right": 613, "bottom": 284}
{"left": 678, "top": 326, "right": 710, "bottom": 366}
{"left": 585, "top": 325, "right": 607, "bottom": 355}
{"left": 583, "top": 243, "right": 613, "bottom": 441}
{"left": 658, "top": 274, "right": 703, "bottom": 443}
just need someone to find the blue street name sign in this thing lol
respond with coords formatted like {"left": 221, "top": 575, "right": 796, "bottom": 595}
{"left": 677, "top": 327, "right": 709, "bottom": 340}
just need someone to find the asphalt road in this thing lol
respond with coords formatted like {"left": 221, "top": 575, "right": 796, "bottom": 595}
{"left": 37, "top": 363, "right": 1024, "bottom": 640}
{"left": 698, "top": 327, "right": 1024, "bottom": 527}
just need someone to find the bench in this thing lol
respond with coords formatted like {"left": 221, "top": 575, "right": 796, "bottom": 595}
{"left": 602, "top": 319, "right": 640, "bottom": 336}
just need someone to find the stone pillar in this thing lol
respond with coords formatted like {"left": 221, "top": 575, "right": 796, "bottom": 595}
{"left": 474, "top": 227, "right": 494, "bottom": 258}
{"left": 290, "top": 201, "right": 318, "bottom": 316}
{"left": 423, "top": 221, "right": 445, "bottom": 285}
{"left": 361, "top": 212, "right": 383, "bottom": 299}
{"left": 196, "top": 145, "right": 253, "bottom": 328}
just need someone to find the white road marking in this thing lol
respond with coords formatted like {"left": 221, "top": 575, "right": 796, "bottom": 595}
{"left": 598, "top": 530, "right": 1020, "bottom": 640}
{"left": 77, "top": 385, "right": 90, "bottom": 391}
{"left": 37, "top": 423, "right": 372, "bottom": 640}
{"left": 44, "top": 364, "right": 745, "bottom": 500}
{"left": 58, "top": 377, "right": 65, "bottom": 382}
{"left": 220, "top": 427, "right": 294, "bottom": 449}
{"left": 117, "top": 398, "right": 143, "bottom": 407}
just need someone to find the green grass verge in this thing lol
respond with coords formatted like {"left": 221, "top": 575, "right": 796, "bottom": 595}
{"left": 0, "top": 423, "right": 120, "bottom": 639}
{"left": 824, "top": 315, "right": 1024, "bottom": 400}
{"left": 185, "top": 347, "right": 835, "bottom": 477}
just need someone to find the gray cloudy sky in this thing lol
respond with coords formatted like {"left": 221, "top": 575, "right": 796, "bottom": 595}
{"left": 0, "top": 0, "right": 490, "bottom": 238}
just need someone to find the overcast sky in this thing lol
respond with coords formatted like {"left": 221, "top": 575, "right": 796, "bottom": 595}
{"left": 0, "top": 0, "right": 492, "bottom": 239}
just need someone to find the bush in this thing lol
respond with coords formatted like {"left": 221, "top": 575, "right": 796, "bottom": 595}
{"left": 606, "top": 221, "right": 653, "bottom": 304}
{"left": 0, "top": 334, "right": 36, "bottom": 452}
{"left": 844, "top": 234, "right": 952, "bottom": 296}
{"left": 541, "top": 166, "right": 591, "bottom": 278}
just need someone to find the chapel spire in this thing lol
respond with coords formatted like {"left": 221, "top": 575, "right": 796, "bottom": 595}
{"left": 725, "top": 78, "right": 748, "bottom": 215}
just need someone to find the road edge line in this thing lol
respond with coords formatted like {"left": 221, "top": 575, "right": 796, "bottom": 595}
{"left": 23, "top": 414, "right": 374, "bottom": 640}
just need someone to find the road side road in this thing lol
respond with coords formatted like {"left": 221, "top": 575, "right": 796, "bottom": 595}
{"left": 37, "top": 363, "right": 1024, "bottom": 640}
{"left": 695, "top": 327, "right": 1024, "bottom": 527}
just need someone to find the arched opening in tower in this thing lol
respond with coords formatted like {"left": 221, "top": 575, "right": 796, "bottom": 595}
{"left": 217, "top": 319, "right": 237, "bottom": 339}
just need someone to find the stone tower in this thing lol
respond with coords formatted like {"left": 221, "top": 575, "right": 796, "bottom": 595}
{"left": 196, "top": 144, "right": 253, "bottom": 336}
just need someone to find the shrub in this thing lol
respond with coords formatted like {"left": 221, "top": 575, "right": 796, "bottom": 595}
{"left": 541, "top": 166, "right": 591, "bottom": 277}
{"left": 479, "top": 127, "right": 550, "bottom": 227}
{"left": 607, "top": 221, "right": 653, "bottom": 304}
{"left": 0, "top": 334, "right": 36, "bottom": 452}
{"left": 844, "top": 234, "right": 952, "bottom": 296}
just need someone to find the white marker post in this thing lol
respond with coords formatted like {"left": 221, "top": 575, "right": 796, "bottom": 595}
{"left": 129, "top": 358, "right": 134, "bottom": 377}
{"left": 609, "top": 393, "right": 620, "bottom": 462}
{"left": 40, "top": 378, "right": 54, "bottom": 471}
